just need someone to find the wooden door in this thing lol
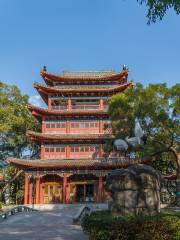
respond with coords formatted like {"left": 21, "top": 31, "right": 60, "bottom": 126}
{"left": 43, "top": 183, "right": 62, "bottom": 204}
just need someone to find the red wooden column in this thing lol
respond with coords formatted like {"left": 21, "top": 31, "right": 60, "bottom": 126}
{"left": 98, "top": 171, "right": 103, "bottom": 203}
{"left": 41, "top": 144, "right": 45, "bottom": 159}
{"left": 66, "top": 145, "right": 70, "bottom": 159}
{"left": 68, "top": 99, "right": 72, "bottom": 110}
{"left": 39, "top": 181, "right": 44, "bottom": 204}
{"left": 66, "top": 184, "right": 70, "bottom": 204}
{"left": 24, "top": 173, "right": 29, "bottom": 204}
{"left": 63, "top": 173, "right": 67, "bottom": 204}
{"left": 29, "top": 178, "right": 33, "bottom": 204}
{"left": 99, "top": 144, "right": 104, "bottom": 158}
{"left": 66, "top": 120, "right": 70, "bottom": 133}
{"left": 35, "top": 171, "right": 40, "bottom": 204}
{"left": 99, "top": 120, "right": 104, "bottom": 133}
{"left": 48, "top": 94, "right": 52, "bottom": 110}
{"left": 100, "top": 99, "right": 104, "bottom": 110}
{"left": 42, "top": 116, "right": 45, "bottom": 133}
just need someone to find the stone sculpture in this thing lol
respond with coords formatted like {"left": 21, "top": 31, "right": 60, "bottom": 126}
{"left": 114, "top": 118, "right": 147, "bottom": 152}
{"left": 105, "top": 164, "right": 161, "bottom": 216}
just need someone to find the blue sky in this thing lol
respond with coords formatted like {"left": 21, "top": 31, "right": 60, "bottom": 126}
{"left": 0, "top": 0, "right": 179, "bottom": 105}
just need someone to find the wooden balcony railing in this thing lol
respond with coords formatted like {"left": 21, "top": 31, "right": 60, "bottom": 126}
{"left": 72, "top": 105, "right": 99, "bottom": 110}
{"left": 51, "top": 105, "right": 108, "bottom": 111}
{"left": 52, "top": 105, "right": 67, "bottom": 110}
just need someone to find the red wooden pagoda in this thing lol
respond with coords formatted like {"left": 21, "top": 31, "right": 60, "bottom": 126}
{"left": 9, "top": 67, "right": 136, "bottom": 204}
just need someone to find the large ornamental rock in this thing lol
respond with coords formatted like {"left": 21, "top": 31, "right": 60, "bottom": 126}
{"left": 105, "top": 164, "right": 161, "bottom": 216}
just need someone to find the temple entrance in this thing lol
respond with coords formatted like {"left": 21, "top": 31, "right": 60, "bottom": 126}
{"left": 42, "top": 174, "right": 63, "bottom": 204}
{"left": 43, "top": 183, "right": 63, "bottom": 204}
{"left": 76, "top": 184, "right": 94, "bottom": 202}
{"left": 68, "top": 174, "right": 98, "bottom": 203}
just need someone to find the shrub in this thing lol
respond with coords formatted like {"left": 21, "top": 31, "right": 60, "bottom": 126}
{"left": 81, "top": 211, "right": 180, "bottom": 240}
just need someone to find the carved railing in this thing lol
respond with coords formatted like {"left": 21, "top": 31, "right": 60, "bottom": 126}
{"left": 51, "top": 105, "right": 108, "bottom": 111}
{"left": 72, "top": 105, "right": 100, "bottom": 110}
{"left": 73, "top": 205, "right": 91, "bottom": 224}
{"left": 0, "top": 206, "right": 37, "bottom": 222}
{"left": 52, "top": 105, "right": 67, "bottom": 111}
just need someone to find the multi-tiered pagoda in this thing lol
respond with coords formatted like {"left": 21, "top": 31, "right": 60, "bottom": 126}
{"left": 9, "top": 67, "right": 134, "bottom": 204}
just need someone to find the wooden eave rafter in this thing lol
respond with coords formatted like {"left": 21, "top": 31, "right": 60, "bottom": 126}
{"left": 40, "top": 70, "right": 129, "bottom": 85}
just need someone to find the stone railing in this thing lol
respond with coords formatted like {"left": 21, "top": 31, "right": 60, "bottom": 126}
{"left": 0, "top": 206, "right": 37, "bottom": 222}
{"left": 73, "top": 205, "right": 91, "bottom": 224}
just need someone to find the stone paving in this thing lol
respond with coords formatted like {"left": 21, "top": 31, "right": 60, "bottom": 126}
{"left": 0, "top": 206, "right": 88, "bottom": 240}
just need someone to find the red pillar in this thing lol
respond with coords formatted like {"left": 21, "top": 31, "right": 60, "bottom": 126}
{"left": 66, "top": 145, "right": 70, "bottom": 159}
{"left": 98, "top": 171, "right": 103, "bottom": 203}
{"left": 29, "top": 179, "right": 33, "bottom": 204}
{"left": 63, "top": 173, "right": 67, "bottom": 204}
{"left": 100, "top": 99, "right": 104, "bottom": 110}
{"left": 24, "top": 173, "right": 29, "bottom": 204}
{"left": 68, "top": 99, "right": 72, "bottom": 110}
{"left": 41, "top": 144, "right": 45, "bottom": 159}
{"left": 39, "top": 181, "right": 44, "bottom": 204}
{"left": 66, "top": 184, "right": 70, "bottom": 204}
{"left": 99, "top": 120, "right": 103, "bottom": 133}
{"left": 35, "top": 171, "right": 40, "bottom": 204}
{"left": 99, "top": 144, "right": 104, "bottom": 158}
{"left": 48, "top": 94, "right": 52, "bottom": 110}
{"left": 66, "top": 120, "right": 70, "bottom": 133}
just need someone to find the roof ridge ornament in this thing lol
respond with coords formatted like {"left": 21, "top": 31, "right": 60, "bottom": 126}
{"left": 43, "top": 65, "right": 47, "bottom": 72}
{"left": 122, "top": 65, "right": 128, "bottom": 71}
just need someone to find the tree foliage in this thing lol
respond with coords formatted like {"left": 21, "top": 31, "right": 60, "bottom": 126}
{"left": 0, "top": 81, "right": 40, "bottom": 160}
{"left": 108, "top": 83, "right": 179, "bottom": 166}
{"left": 108, "top": 82, "right": 180, "bottom": 204}
{"left": 0, "top": 81, "right": 40, "bottom": 204}
{"left": 137, "top": 0, "right": 180, "bottom": 23}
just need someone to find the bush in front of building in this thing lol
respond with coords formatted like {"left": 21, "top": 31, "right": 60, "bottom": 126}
{"left": 81, "top": 210, "right": 180, "bottom": 240}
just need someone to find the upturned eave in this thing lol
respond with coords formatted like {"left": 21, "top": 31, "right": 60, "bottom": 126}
{"left": 40, "top": 69, "right": 129, "bottom": 86}
{"left": 26, "top": 130, "right": 114, "bottom": 143}
{"left": 34, "top": 81, "right": 134, "bottom": 103}
{"left": 27, "top": 104, "right": 108, "bottom": 121}
{"left": 8, "top": 156, "right": 153, "bottom": 170}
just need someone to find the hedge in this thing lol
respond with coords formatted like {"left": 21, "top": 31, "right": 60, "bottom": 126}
{"left": 81, "top": 211, "right": 180, "bottom": 240}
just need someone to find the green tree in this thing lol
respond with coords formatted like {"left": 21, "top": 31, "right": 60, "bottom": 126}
{"left": 137, "top": 0, "right": 180, "bottom": 23}
{"left": 0, "top": 81, "right": 40, "bottom": 159}
{"left": 108, "top": 83, "right": 180, "bottom": 205}
{"left": 0, "top": 81, "right": 40, "bottom": 204}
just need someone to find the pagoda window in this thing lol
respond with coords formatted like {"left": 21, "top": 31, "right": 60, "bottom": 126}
{"left": 80, "top": 147, "right": 84, "bottom": 152}
{"left": 71, "top": 123, "right": 79, "bottom": 128}
{"left": 85, "top": 147, "right": 89, "bottom": 152}
{"left": 51, "top": 123, "right": 56, "bottom": 128}
{"left": 71, "top": 121, "right": 99, "bottom": 128}
{"left": 90, "top": 146, "right": 95, "bottom": 152}
{"left": 56, "top": 147, "right": 61, "bottom": 152}
{"left": 45, "top": 122, "right": 66, "bottom": 129}
{"left": 71, "top": 147, "right": 75, "bottom": 152}
{"left": 45, "top": 148, "right": 50, "bottom": 152}
{"left": 50, "top": 147, "right": 54, "bottom": 152}
{"left": 61, "top": 147, "right": 65, "bottom": 152}
{"left": 79, "top": 123, "right": 85, "bottom": 128}
{"left": 75, "top": 147, "right": 79, "bottom": 152}
{"left": 56, "top": 122, "right": 66, "bottom": 128}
